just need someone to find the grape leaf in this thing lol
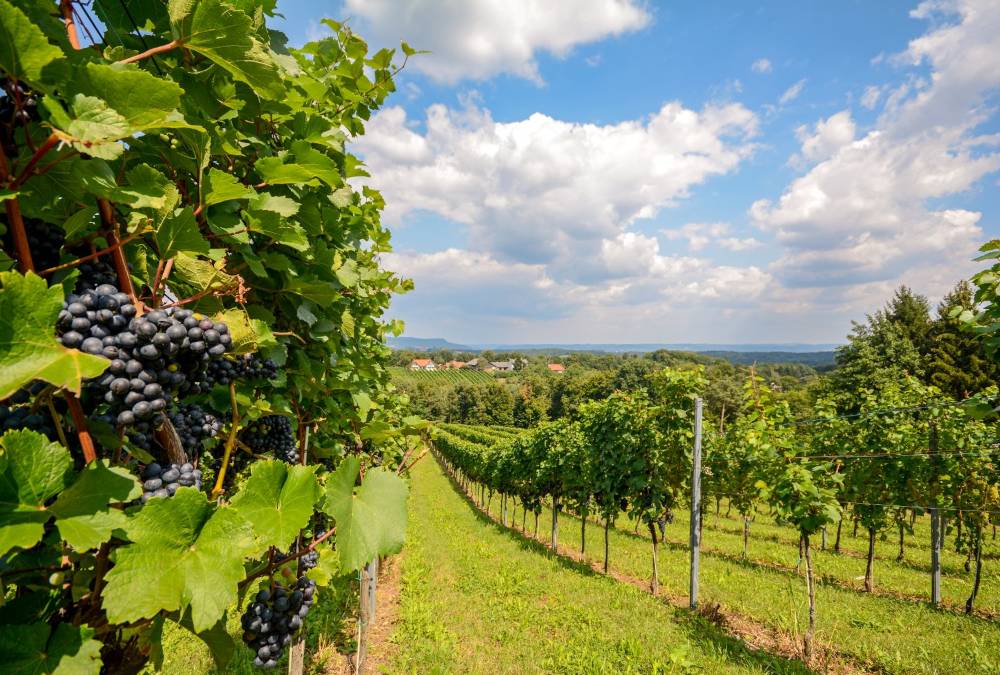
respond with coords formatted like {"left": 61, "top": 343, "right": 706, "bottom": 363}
{"left": 72, "top": 63, "right": 196, "bottom": 131}
{"left": 245, "top": 210, "right": 309, "bottom": 251}
{"left": 50, "top": 461, "right": 140, "bottom": 551}
{"left": 155, "top": 207, "right": 210, "bottom": 258}
{"left": 0, "top": 0, "right": 64, "bottom": 90}
{"left": 211, "top": 308, "right": 275, "bottom": 354}
{"left": 102, "top": 488, "right": 255, "bottom": 632}
{"left": 254, "top": 157, "right": 316, "bottom": 185}
{"left": 0, "top": 623, "right": 102, "bottom": 675}
{"left": 230, "top": 460, "right": 319, "bottom": 550}
{"left": 0, "top": 430, "right": 71, "bottom": 556}
{"left": 323, "top": 457, "right": 408, "bottom": 571}
{"left": 169, "top": 253, "right": 239, "bottom": 295}
{"left": 44, "top": 94, "right": 131, "bottom": 160}
{"left": 250, "top": 193, "right": 299, "bottom": 217}
{"left": 203, "top": 168, "right": 255, "bottom": 206}
{"left": 0, "top": 271, "right": 109, "bottom": 399}
{"left": 169, "top": 0, "right": 282, "bottom": 98}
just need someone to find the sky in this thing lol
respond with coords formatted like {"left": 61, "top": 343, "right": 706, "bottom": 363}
{"left": 272, "top": 0, "right": 1000, "bottom": 345}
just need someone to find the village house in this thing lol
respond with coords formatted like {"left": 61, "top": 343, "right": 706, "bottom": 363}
{"left": 408, "top": 358, "right": 436, "bottom": 371}
{"left": 491, "top": 360, "right": 516, "bottom": 372}
{"left": 440, "top": 360, "right": 467, "bottom": 370}
{"left": 547, "top": 363, "right": 566, "bottom": 373}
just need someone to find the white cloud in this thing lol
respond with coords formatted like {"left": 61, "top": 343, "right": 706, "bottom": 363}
{"left": 344, "top": 0, "right": 650, "bottom": 84}
{"left": 664, "top": 223, "right": 760, "bottom": 252}
{"left": 791, "top": 110, "right": 856, "bottom": 165}
{"left": 779, "top": 78, "right": 807, "bottom": 104}
{"left": 751, "top": 58, "right": 773, "bottom": 74}
{"left": 585, "top": 54, "right": 603, "bottom": 67}
{"left": 860, "top": 85, "right": 883, "bottom": 109}
{"left": 356, "top": 98, "right": 759, "bottom": 285}
{"left": 752, "top": 0, "right": 1000, "bottom": 300}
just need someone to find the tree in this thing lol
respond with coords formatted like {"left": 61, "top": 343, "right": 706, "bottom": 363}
{"left": 926, "top": 280, "right": 998, "bottom": 398}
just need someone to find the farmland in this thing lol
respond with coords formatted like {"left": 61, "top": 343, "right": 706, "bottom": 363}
{"left": 389, "top": 366, "right": 497, "bottom": 385}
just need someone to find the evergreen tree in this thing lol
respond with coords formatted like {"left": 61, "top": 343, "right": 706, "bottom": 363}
{"left": 926, "top": 280, "right": 998, "bottom": 398}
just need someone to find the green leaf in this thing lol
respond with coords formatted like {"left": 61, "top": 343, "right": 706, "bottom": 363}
{"left": 212, "top": 308, "right": 274, "bottom": 354}
{"left": 230, "top": 460, "right": 319, "bottom": 550}
{"left": 73, "top": 62, "right": 194, "bottom": 132}
{"left": 203, "top": 168, "right": 255, "bottom": 206}
{"left": 170, "top": 253, "right": 239, "bottom": 295}
{"left": 0, "top": 271, "right": 109, "bottom": 399}
{"left": 245, "top": 210, "right": 308, "bottom": 251}
{"left": 0, "top": 430, "right": 72, "bottom": 556}
{"left": 255, "top": 157, "right": 316, "bottom": 185}
{"left": 251, "top": 193, "right": 299, "bottom": 217}
{"left": 102, "top": 489, "right": 255, "bottom": 632}
{"left": 169, "top": 0, "right": 282, "bottom": 98}
{"left": 323, "top": 457, "right": 408, "bottom": 571}
{"left": 50, "top": 461, "right": 141, "bottom": 551}
{"left": 290, "top": 140, "right": 341, "bottom": 187}
{"left": 156, "top": 207, "right": 210, "bottom": 258}
{"left": 45, "top": 94, "right": 131, "bottom": 160}
{"left": 0, "top": 0, "right": 64, "bottom": 90}
{"left": 0, "top": 623, "right": 102, "bottom": 675}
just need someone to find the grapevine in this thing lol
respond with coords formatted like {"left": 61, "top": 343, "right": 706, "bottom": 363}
{"left": 0, "top": 2, "right": 421, "bottom": 672}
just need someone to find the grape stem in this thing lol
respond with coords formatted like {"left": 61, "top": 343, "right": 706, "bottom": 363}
{"left": 46, "top": 397, "right": 72, "bottom": 450}
{"left": 400, "top": 449, "right": 428, "bottom": 475}
{"left": 0, "top": 144, "right": 35, "bottom": 272}
{"left": 97, "top": 199, "right": 144, "bottom": 314}
{"left": 65, "top": 392, "right": 98, "bottom": 463}
{"left": 211, "top": 382, "right": 241, "bottom": 499}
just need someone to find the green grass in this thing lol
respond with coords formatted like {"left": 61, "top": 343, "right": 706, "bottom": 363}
{"left": 389, "top": 366, "right": 496, "bottom": 385}
{"left": 383, "top": 454, "right": 807, "bottom": 674}
{"left": 475, "top": 493, "right": 1000, "bottom": 674}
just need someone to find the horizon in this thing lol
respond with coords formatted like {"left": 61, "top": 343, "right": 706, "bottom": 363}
{"left": 275, "top": 1, "right": 1000, "bottom": 344}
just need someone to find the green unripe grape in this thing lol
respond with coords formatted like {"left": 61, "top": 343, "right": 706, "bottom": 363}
{"left": 49, "top": 571, "right": 65, "bottom": 586}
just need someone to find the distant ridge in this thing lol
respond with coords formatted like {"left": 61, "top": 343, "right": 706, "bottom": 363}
{"left": 388, "top": 336, "right": 840, "bottom": 354}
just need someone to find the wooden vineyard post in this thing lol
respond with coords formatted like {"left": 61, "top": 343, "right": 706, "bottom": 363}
{"left": 930, "top": 508, "right": 941, "bottom": 606}
{"left": 689, "top": 397, "right": 703, "bottom": 609}
{"left": 551, "top": 496, "right": 559, "bottom": 550}
{"left": 356, "top": 557, "right": 379, "bottom": 674}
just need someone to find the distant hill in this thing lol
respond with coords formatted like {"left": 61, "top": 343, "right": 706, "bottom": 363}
{"left": 388, "top": 336, "right": 475, "bottom": 351}
{"left": 389, "top": 336, "right": 839, "bottom": 367}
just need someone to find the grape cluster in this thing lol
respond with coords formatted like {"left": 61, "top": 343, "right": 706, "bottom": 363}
{"left": 2, "top": 218, "right": 64, "bottom": 271}
{"left": 169, "top": 404, "right": 222, "bottom": 455}
{"left": 140, "top": 462, "right": 202, "bottom": 503}
{"left": 241, "top": 415, "right": 298, "bottom": 463}
{"left": 75, "top": 258, "right": 118, "bottom": 292}
{"left": 241, "top": 578, "right": 316, "bottom": 669}
{"left": 0, "top": 403, "right": 58, "bottom": 440}
{"left": 197, "top": 354, "right": 279, "bottom": 389}
{"left": 57, "top": 284, "right": 233, "bottom": 437}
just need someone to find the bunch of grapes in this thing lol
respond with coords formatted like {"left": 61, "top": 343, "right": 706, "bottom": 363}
{"left": 0, "top": 402, "right": 58, "bottom": 440}
{"left": 240, "top": 577, "right": 316, "bottom": 669}
{"left": 75, "top": 258, "right": 118, "bottom": 292}
{"left": 139, "top": 462, "right": 202, "bottom": 503}
{"left": 57, "top": 284, "right": 233, "bottom": 439}
{"left": 169, "top": 403, "right": 222, "bottom": 455}
{"left": 2, "top": 218, "right": 64, "bottom": 271}
{"left": 196, "top": 353, "right": 279, "bottom": 390}
{"left": 241, "top": 415, "right": 298, "bottom": 463}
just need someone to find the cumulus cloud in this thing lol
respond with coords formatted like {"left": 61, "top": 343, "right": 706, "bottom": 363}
{"left": 344, "top": 0, "right": 650, "bottom": 84}
{"left": 356, "top": 98, "right": 759, "bottom": 285}
{"left": 860, "top": 85, "right": 883, "bottom": 109}
{"left": 752, "top": 58, "right": 773, "bottom": 74}
{"left": 753, "top": 0, "right": 1000, "bottom": 303}
{"left": 791, "top": 110, "right": 856, "bottom": 165}
{"left": 779, "top": 79, "right": 807, "bottom": 104}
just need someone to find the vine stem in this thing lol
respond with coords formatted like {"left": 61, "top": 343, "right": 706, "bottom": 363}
{"left": 38, "top": 233, "right": 141, "bottom": 276}
{"left": 211, "top": 383, "right": 240, "bottom": 499}
{"left": 0, "top": 145, "right": 34, "bottom": 272}
{"left": 46, "top": 397, "right": 71, "bottom": 451}
{"left": 60, "top": 0, "right": 81, "bottom": 50}
{"left": 97, "top": 198, "right": 143, "bottom": 313}
{"left": 65, "top": 393, "right": 98, "bottom": 464}
{"left": 117, "top": 40, "right": 179, "bottom": 65}
{"left": 12, "top": 133, "right": 60, "bottom": 188}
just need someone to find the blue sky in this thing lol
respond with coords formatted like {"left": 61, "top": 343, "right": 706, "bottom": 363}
{"left": 274, "top": 1, "right": 1000, "bottom": 345}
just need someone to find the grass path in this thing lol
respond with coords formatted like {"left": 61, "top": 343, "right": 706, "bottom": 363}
{"left": 381, "top": 454, "right": 810, "bottom": 674}
{"left": 476, "top": 492, "right": 1000, "bottom": 675}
